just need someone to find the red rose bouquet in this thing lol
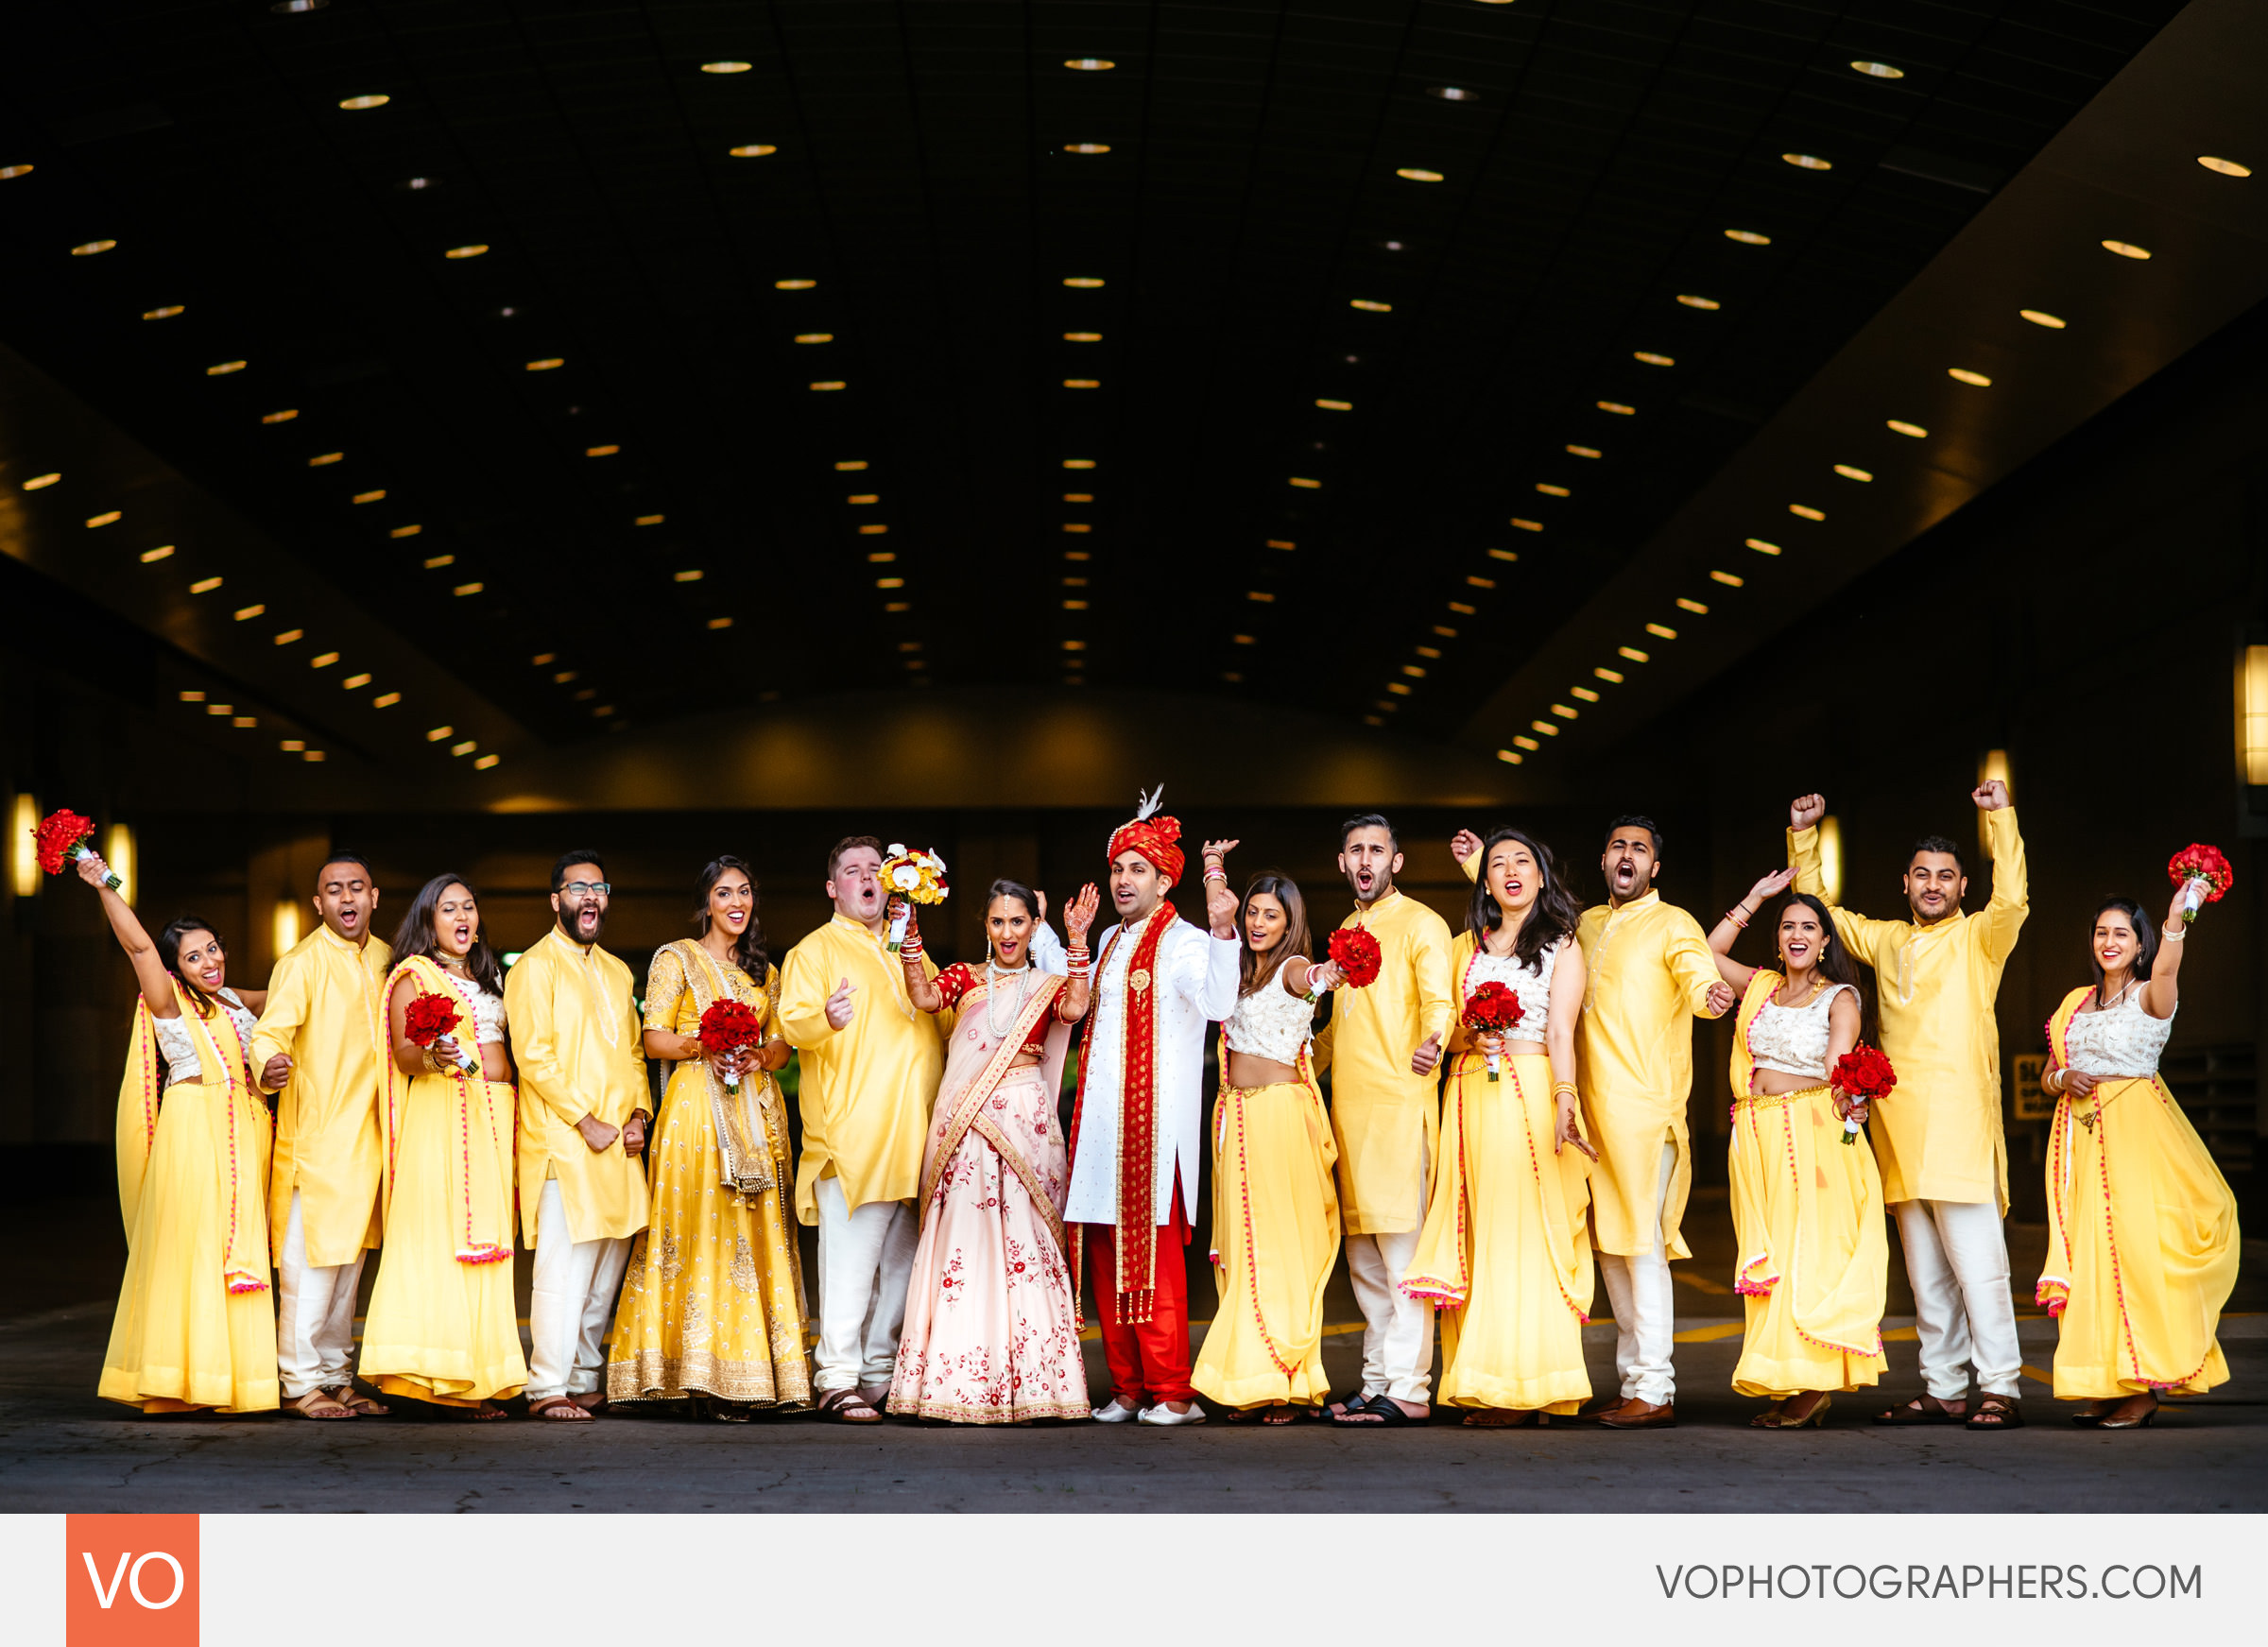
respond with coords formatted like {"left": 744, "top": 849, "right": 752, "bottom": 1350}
{"left": 33, "top": 808, "right": 121, "bottom": 891}
{"left": 404, "top": 991, "right": 478, "bottom": 1074}
{"left": 1327, "top": 926, "right": 1383, "bottom": 990}
{"left": 1463, "top": 980, "right": 1522, "bottom": 1082}
{"left": 698, "top": 999, "right": 765, "bottom": 1093}
{"left": 1830, "top": 1044, "right": 1897, "bottom": 1145}
{"left": 2167, "top": 843, "right": 2234, "bottom": 927}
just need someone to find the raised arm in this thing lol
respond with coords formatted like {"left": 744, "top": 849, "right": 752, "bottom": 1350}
{"left": 1450, "top": 830, "right": 1483, "bottom": 879}
{"left": 1666, "top": 910, "right": 1735, "bottom": 1019}
{"left": 1973, "top": 786, "right": 2028, "bottom": 963}
{"left": 2141, "top": 882, "right": 2189, "bottom": 1019}
{"left": 897, "top": 907, "right": 945, "bottom": 1014}
{"left": 1054, "top": 884, "right": 1101, "bottom": 1023}
{"left": 1786, "top": 792, "right": 1892, "bottom": 962}
{"left": 74, "top": 849, "right": 178, "bottom": 1017}
{"left": 1706, "top": 867, "right": 1795, "bottom": 991}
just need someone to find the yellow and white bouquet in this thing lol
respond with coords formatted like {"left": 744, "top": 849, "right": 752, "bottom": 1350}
{"left": 882, "top": 843, "right": 949, "bottom": 952}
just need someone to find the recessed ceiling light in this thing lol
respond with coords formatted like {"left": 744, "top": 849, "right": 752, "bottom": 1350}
{"left": 728, "top": 144, "right": 777, "bottom": 158}
{"left": 1571, "top": 686, "right": 1600, "bottom": 702}
{"left": 1402, "top": 664, "right": 1427, "bottom": 678}
{"left": 809, "top": 380, "right": 846, "bottom": 391}
{"left": 674, "top": 569, "right": 704, "bottom": 582}
{"left": 1315, "top": 398, "right": 1352, "bottom": 411}
{"left": 423, "top": 556, "right": 454, "bottom": 574}
{"left": 190, "top": 575, "right": 223, "bottom": 593}
{"left": 141, "top": 545, "right": 175, "bottom": 563}
{"left": 343, "top": 673, "right": 371, "bottom": 689}
{"left": 234, "top": 603, "right": 266, "bottom": 621}
{"left": 473, "top": 753, "right": 500, "bottom": 769}
{"left": 1064, "top": 458, "right": 1096, "bottom": 469}
{"left": 1886, "top": 420, "right": 1928, "bottom": 437}
{"left": 1619, "top": 645, "right": 1651, "bottom": 662}
{"left": 1789, "top": 504, "right": 1825, "bottom": 521}
{"left": 207, "top": 360, "right": 247, "bottom": 375}
{"left": 1948, "top": 367, "right": 1992, "bottom": 386}
{"left": 1062, "top": 491, "right": 1092, "bottom": 503}
{"left": 1246, "top": 591, "right": 1276, "bottom": 603}
{"left": 1487, "top": 547, "right": 1520, "bottom": 561}
{"left": 1349, "top": 299, "right": 1392, "bottom": 312}
{"left": 1723, "top": 228, "right": 1771, "bottom": 245}
{"left": 1512, "top": 734, "right": 1538, "bottom": 750}
{"left": 143, "top": 304, "right": 185, "bottom": 320}
{"left": 1833, "top": 464, "right": 1872, "bottom": 482}
{"left": 1432, "top": 625, "right": 1457, "bottom": 638}
{"left": 1063, "top": 551, "right": 1091, "bottom": 561}
{"left": 453, "top": 581, "right": 483, "bottom": 596}
{"left": 1496, "top": 747, "right": 1522, "bottom": 763}
{"left": 1466, "top": 575, "right": 1495, "bottom": 590}
{"left": 444, "top": 244, "right": 489, "bottom": 260}
{"left": 1675, "top": 294, "right": 1720, "bottom": 310}
{"left": 1066, "top": 143, "right": 1111, "bottom": 155}
{"left": 1388, "top": 683, "right": 1413, "bottom": 696}
{"left": 1535, "top": 483, "right": 1570, "bottom": 496}
{"left": 530, "top": 653, "right": 556, "bottom": 666}
{"left": 1597, "top": 401, "right": 1636, "bottom": 415}
{"left": 1065, "top": 599, "right": 1091, "bottom": 610}
{"left": 1781, "top": 153, "right": 1831, "bottom": 170}
{"left": 795, "top": 333, "right": 833, "bottom": 344}
{"left": 635, "top": 513, "right": 665, "bottom": 524}
{"left": 1063, "top": 378, "right": 1101, "bottom": 389}
{"left": 1566, "top": 444, "right": 1602, "bottom": 458}
{"left": 70, "top": 240, "right": 117, "bottom": 256}
{"left": 425, "top": 725, "right": 453, "bottom": 742}
{"left": 875, "top": 576, "right": 904, "bottom": 590}
{"left": 1396, "top": 167, "right": 1444, "bottom": 182}
{"left": 2197, "top": 155, "right": 2251, "bottom": 178}
{"left": 261, "top": 408, "right": 299, "bottom": 423}
{"left": 1289, "top": 477, "right": 1321, "bottom": 490}
{"left": 273, "top": 627, "right": 304, "bottom": 645}
{"left": 1065, "top": 57, "right": 1114, "bottom": 71}
{"left": 868, "top": 551, "right": 896, "bottom": 562}
{"left": 1267, "top": 539, "right": 1296, "bottom": 550}
{"left": 1633, "top": 352, "right": 1675, "bottom": 367}
{"left": 1448, "top": 600, "right": 1475, "bottom": 614}
{"left": 1675, "top": 599, "right": 1708, "bottom": 615}
{"left": 857, "top": 523, "right": 890, "bottom": 537}
{"left": 848, "top": 492, "right": 879, "bottom": 505}
{"left": 232, "top": 715, "right": 259, "bottom": 729}
{"left": 1594, "top": 666, "right": 1624, "bottom": 683}
{"left": 1416, "top": 645, "right": 1441, "bottom": 660}
{"left": 1063, "top": 332, "right": 1103, "bottom": 342}
{"left": 338, "top": 94, "right": 390, "bottom": 111}
{"left": 701, "top": 60, "right": 752, "bottom": 74}
{"left": 0, "top": 163, "right": 32, "bottom": 180}
{"left": 309, "top": 451, "right": 344, "bottom": 466}
{"left": 1550, "top": 703, "right": 1577, "bottom": 719}
{"left": 352, "top": 489, "right": 387, "bottom": 504}
{"left": 22, "top": 472, "right": 60, "bottom": 490}
{"left": 2019, "top": 309, "right": 2067, "bottom": 329}
{"left": 85, "top": 510, "right": 122, "bottom": 528}
{"left": 372, "top": 691, "right": 401, "bottom": 707}
{"left": 1528, "top": 718, "right": 1557, "bottom": 734}
{"left": 397, "top": 177, "right": 439, "bottom": 191}
{"left": 2100, "top": 239, "right": 2151, "bottom": 260}
{"left": 552, "top": 670, "right": 577, "bottom": 683}
{"left": 1849, "top": 60, "right": 1905, "bottom": 78}
{"left": 525, "top": 357, "right": 563, "bottom": 371}
{"left": 585, "top": 444, "right": 620, "bottom": 456}
{"left": 1427, "top": 86, "right": 1480, "bottom": 102}
{"left": 389, "top": 524, "right": 422, "bottom": 539}
{"left": 1710, "top": 570, "right": 1744, "bottom": 587}
{"left": 1232, "top": 633, "right": 1255, "bottom": 645}
{"left": 775, "top": 279, "right": 816, "bottom": 289}
{"left": 706, "top": 617, "right": 734, "bottom": 630}
{"left": 1746, "top": 539, "right": 1781, "bottom": 556}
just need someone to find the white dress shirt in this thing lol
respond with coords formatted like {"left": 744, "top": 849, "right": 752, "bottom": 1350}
{"left": 1063, "top": 907, "right": 1241, "bottom": 1227}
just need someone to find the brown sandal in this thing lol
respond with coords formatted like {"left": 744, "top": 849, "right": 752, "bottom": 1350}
{"left": 1873, "top": 1395, "right": 1964, "bottom": 1426}
{"left": 324, "top": 1383, "right": 389, "bottom": 1417}
{"left": 1966, "top": 1393, "right": 2023, "bottom": 1430}
{"left": 284, "top": 1388, "right": 357, "bottom": 1420}
{"left": 814, "top": 1387, "right": 883, "bottom": 1424}
{"left": 528, "top": 1396, "right": 593, "bottom": 1421}
{"left": 1752, "top": 1392, "right": 1831, "bottom": 1430}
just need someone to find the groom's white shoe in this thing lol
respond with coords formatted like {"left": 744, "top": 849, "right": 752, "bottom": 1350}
{"left": 1091, "top": 1397, "right": 1143, "bottom": 1423}
{"left": 1137, "top": 1400, "right": 1208, "bottom": 1426}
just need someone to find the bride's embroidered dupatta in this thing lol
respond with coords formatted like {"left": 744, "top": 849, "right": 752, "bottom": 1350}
{"left": 919, "top": 970, "right": 1073, "bottom": 1259}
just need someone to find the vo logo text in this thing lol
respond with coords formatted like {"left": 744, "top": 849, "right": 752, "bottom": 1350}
{"left": 66, "top": 1515, "right": 198, "bottom": 1646}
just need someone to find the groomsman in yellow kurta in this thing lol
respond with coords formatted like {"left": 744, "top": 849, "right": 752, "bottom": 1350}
{"left": 1790, "top": 783, "right": 2029, "bottom": 1429}
{"left": 251, "top": 852, "right": 391, "bottom": 1419}
{"left": 1314, "top": 814, "right": 1453, "bottom": 1426}
{"left": 507, "top": 850, "right": 651, "bottom": 1418}
{"left": 777, "top": 835, "right": 948, "bottom": 1421}
{"left": 1456, "top": 815, "right": 1730, "bottom": 1428}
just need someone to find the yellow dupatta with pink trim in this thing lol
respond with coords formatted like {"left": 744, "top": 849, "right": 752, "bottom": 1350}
{"left": 382, "top": 954, "right": 516, "bottom": 1265}
{"left": 114, "top": 984, "right": 271, "bottom": 1295}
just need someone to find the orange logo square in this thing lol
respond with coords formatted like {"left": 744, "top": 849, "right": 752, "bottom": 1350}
{"left": 66, "top": 1514, "right": 198, "bottom": 1646}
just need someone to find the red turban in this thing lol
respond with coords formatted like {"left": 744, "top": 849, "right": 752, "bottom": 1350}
{"left": 1108, "top": 812, "right": 1185, "bottom": 887}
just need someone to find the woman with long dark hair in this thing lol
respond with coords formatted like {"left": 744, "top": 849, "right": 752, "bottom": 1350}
{"left": 2038, "top": 889, "right": 2239, "bottom": 1429}
{"left": 1405, "top": 826, "right": 1597, "bottom": 1424}
{"left": 1193, "top": 871, "right": 1344, "bottom": 1422}
{"left": 605, "top": 855, "right": 808, "bottom": 1418}
{"left": 1706, "top": 870, "right": 1889, "bottom": 1428}
{"left": 358, "top": 873, "right": 525, "bottom": 1417}
{"left": 74, "top": 849, "right": 279, "bottom": 1414}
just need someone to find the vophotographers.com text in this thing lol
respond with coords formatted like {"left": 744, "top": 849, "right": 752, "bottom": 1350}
{"left": 1657, "top": 1563, "right": 2201, "bottom": 1602}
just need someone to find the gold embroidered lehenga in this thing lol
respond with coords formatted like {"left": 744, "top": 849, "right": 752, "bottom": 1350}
{"left": 605, "top": 940, "right": 810, "bottom": 1408}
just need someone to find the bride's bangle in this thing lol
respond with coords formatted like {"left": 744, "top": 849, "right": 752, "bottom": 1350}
{"left": 2161, "top": 924, "right": 2186, "bottom": 940}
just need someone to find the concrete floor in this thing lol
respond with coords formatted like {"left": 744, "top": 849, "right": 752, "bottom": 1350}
{"left": 5, "top": 1189, "right": 2261, "bottom": 1513}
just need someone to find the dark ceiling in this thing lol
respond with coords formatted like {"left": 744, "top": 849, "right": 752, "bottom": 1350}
{"left": 0, "top": 0, "right": 2207, "bottom": 774}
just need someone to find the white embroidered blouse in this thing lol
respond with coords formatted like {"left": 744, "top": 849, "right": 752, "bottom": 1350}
{"left": 2062, "top": 989, "right": 2175, "bottom": 1078}
{"left": 1224, "top": 968, "right": 1317, "bottom": 1066}
{"left": 1746, "top": 981, "right": 1855, "bottom": 1083}
{"left": 153, "top": 987, "right": 258, "bottom": 1083}
{"left": 1465, "top": 937, "right": 1562, "bottom": 1041}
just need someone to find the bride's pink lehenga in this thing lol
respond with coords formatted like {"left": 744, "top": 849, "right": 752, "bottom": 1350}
{"left": 889, "top": 965, "right": 1090, "bottom": 1423}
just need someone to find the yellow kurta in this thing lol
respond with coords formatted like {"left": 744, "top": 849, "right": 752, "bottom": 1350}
{"left": 608, "top": 942, "right": 811, "bottom": 1406}
{"left": 1791, "top": 807, "right": 2026, "bottom": 1210}
{"left": 2040, "top": 988, "right": 2239, "bottom": 1401}
{"left": 250, "top": 926, "right": 391, "bottom": 1267}
{"left": 1405, "top": 986, "right": 1594, "bottom": 1415}
{"left": 776, "top": 913, "right": 947, "bottom": 1224}
{"left": 1311, "top": 889, "right": 1453, "bottom": 1235}
{"left": 100, "top": 996, "right": 279, "bottom": 1413}
{"left": 1193, "top": 1069, "right": 1341, "bottom": 1410}
{"left": 506, "top": 929, "right": 652, "bottom": 1245}
{"left": 1726, "top": 973, "right": 1888, "bottom": 1398}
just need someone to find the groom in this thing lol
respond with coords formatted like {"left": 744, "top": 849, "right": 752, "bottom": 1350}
{"left": 1065, "top": 793, "right": 1241, "bottom": 1426}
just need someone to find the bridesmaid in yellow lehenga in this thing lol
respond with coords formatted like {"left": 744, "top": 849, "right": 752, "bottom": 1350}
{"left": 1405, "top": 827, "right": 1596, "bottom": 1425}
{"left": 1706, "top": 871, "right": 1888, "bottom": 1428}
{"left": 606, "top": 855, "right": 810, "bottom": 1418}
{"left": 360, "top": 874, "right": 526, "bottom": 1417}
{"left": 2039, "top": 889, "right": 2239, "bottom": 1430}
{"left": 1194, "top": 872, "right": 1342, "bottom": 1422}
{"left": 77, "top": 849, "right": 279, "bottom": 1415}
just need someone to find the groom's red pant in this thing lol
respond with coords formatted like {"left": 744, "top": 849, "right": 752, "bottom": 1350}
{"left": 1082, "top": 1178, "right": 1194, "bottom": 1406}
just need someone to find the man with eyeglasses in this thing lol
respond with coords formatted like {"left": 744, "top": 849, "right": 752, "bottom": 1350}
{"left": 777, "top": 835, "right": 949, "bottom": 1421}
{"left": 506, "top": 849, "right": 651, "bottom": 1421}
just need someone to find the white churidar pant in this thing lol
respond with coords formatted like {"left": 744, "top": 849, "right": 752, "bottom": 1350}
{"left": 526, "top": 1177, "right": 632, "bottom": 1399}
{"left": 813, "top": 1173, "right": 919, "bottom": 1393}
{"left": 275, "top": 1188, "right": 368, "bottom": 1399}
{"left": 1895, "top": 1196, "right": 2022, "bottom": 1399}
{"left": 1597, "top": 1141, "right": 1677, "bottom": 1405}
{"left": 1351, "top": 1138, "right": 1434, "bottom": 1404}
